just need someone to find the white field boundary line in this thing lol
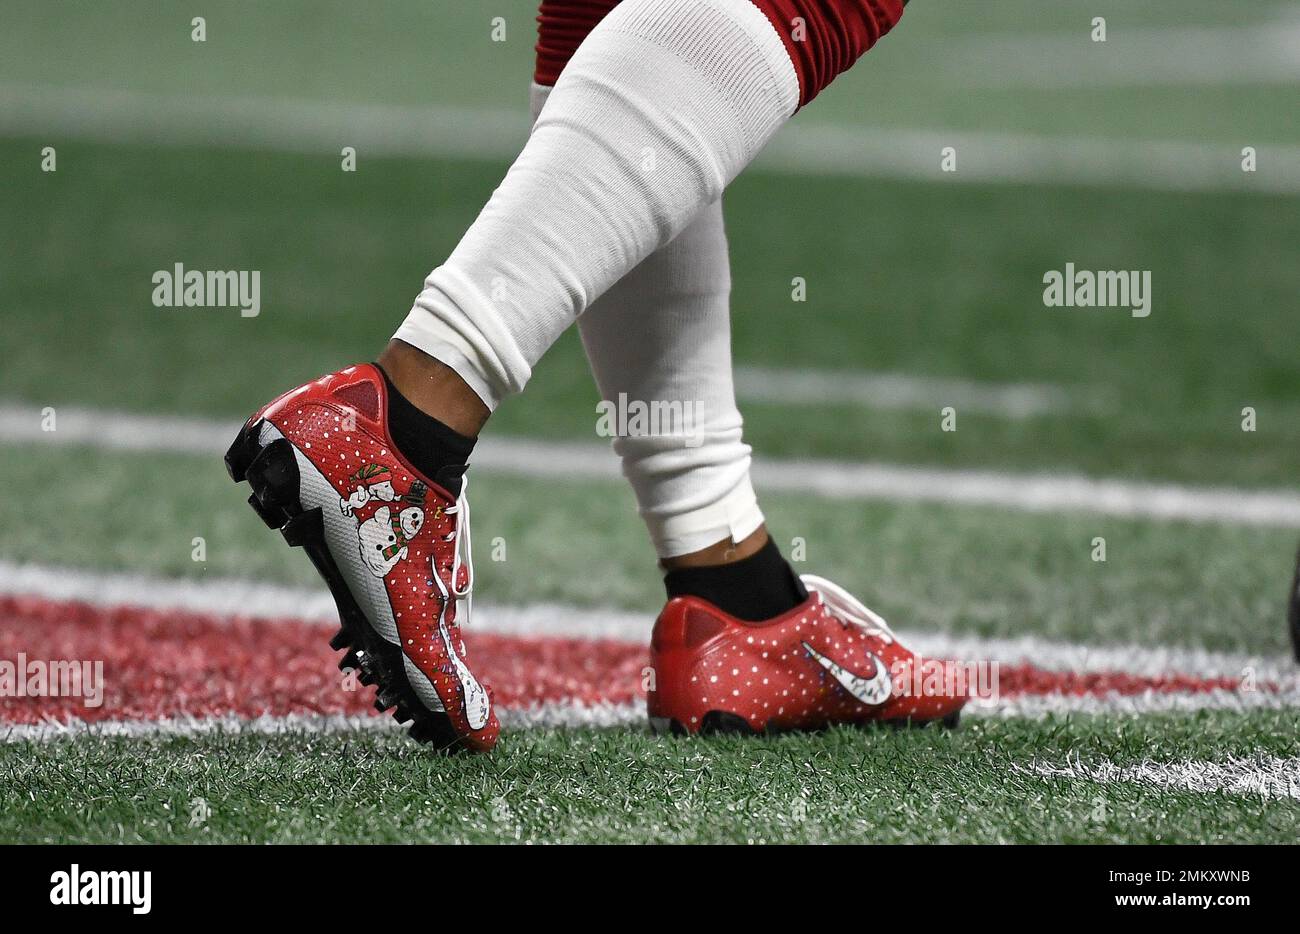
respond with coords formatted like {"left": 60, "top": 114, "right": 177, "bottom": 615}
{"left": 983, "top": 689, "right": 1300, "bottom": 719}
{"left": 3, "top": 559, "right": 1298, "bottom": 686}
{"left": 0, "top": 708, "right": 646, "bottom": 744}
{"left": 1020, "top": 754, "right": 1300, "bottom": 802}
{"left": 922, "top": 20, "right": 1300, "bottom": 90}
{"left": 731, "top": 366, "right": 1104, "bottom": 419}
{"left": 763, "top": 126, "right": 1300, "bottom": 196}
{"left": 6, "top": 686, "right": 1300, "bottom": 745}
{"left": 2, "top": 84, "right": 1296, "bottom": 194}
{"left": 5, "top": 401, "right": 1300, "bottom": 528}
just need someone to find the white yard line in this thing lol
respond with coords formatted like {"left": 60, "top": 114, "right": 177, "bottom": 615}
{"left": 0, "top": 85, "right": 527, "bottom": 160}
{"left": 3, "top": 559, "right": 1297, "bottom": 686}
{"left": 2, "top": 83, "right": 1295, "bottom": 194}
{"left": 0, "top": 713, "right": 404, "bottom": 744}
{"left": 923, "top": 20, "right": 1300, "bottom": 89}
{"left": 0, "top": 707, "right": 649, "bottom": 744}
{"left": 916, "top": 631, "right": 1294, "bottom": 685}
{"left": 986, "top": 689, "right": 1300, "bottom": 719}
{"left": 732, "top": 366, "right": 1098, "bottom": 419}
{"left": 5, "top": 401, "right": 1300, "bottom": 527}
{"left": 763, "top": 127, "right": 1300, "bottom": 195}
{"left": 1021, "top": 753, "right": 1300, "bottom": 801}
{"left": 6, "top": 688, "right": 1300, "bottom": 745}
{"left": 0, "top": 704, "right": 649, "bottom": 744}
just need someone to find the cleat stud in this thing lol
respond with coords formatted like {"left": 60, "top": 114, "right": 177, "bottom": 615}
{"left": 408, "top": 715, "right": 460, "bottom": 749}
{"left": 246, "top": 492, "right": 283, "bottom": 530}
{"left": 280, "top": 507, "right": 323, "bottom": 548}
{"left": 338, "top": 651, "right": 360, "bottom": 672}
{"left": 356, "top": 652, "right": 386, "bottom": 682}
{"left": 223, "top": 422, "right": 262, "bottom": 483}
{"left": 245, "top": 438, "right": 300, "bottom": 512}
{"left": 699, "top": 711, "right": 756, "bottom": 736}
{"left": 328, "top": 629, "right": 350, "bottom": 651}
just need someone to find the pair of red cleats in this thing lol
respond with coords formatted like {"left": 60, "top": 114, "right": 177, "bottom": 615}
{"left": 227, "top": 365, "right": 968, "bottom": 752}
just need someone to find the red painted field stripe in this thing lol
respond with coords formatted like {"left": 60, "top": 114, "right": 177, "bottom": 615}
{"left": 0, "top": 595, "right": 1272, "bottom": 725}
{"left": 0, "top": 595, "right": 647, "bottom": 724}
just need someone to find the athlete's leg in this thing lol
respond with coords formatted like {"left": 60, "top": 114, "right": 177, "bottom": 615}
{"left": 526, "top": 81, "right": 760, "bottom": 560}
{"left": 519, "top": 0, "right": 906, "bottom": 619}
{"left": 385, "top": 0, "right": 906, "bottom": 429}
{"left": 531, "top": 4, "right": 796, "bottom": 621}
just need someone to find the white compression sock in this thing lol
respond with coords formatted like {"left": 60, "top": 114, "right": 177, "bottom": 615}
{"left": 528, "top": 82, "right": 765, "bottom": 558}
{"left": 393, "top": 0, "right": 798, "bottom": 408}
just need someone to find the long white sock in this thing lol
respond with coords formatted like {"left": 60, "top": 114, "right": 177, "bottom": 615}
{"left": 393, "top": 0, "right": 798, "bottom": 408}
{"left": 526, "top": 83, "right": 764, "bottom": 558}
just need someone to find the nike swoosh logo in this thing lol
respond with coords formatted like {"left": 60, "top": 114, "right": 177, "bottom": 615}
{"left": 440, "top": 617, "right": 490, "bottom": 730}
{"left": 427, "top": 554, "right": 490, "bottom": 731}
{"left": 802, "top": 641, "right": 892, "bottom": 706}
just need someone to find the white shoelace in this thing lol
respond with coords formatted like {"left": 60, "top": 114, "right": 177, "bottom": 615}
{"left": 800, "top": 574, "right": 895, "bottom": 644}
{"left": 440, "top": 475, "right": 474, "bottom": 627}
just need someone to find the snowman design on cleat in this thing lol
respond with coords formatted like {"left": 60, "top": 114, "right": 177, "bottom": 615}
{"left": 341, "top": 463, "right": 398, "bottom": 517}
{"left": 352, "top": 478, "right": 429, "bottom": 578}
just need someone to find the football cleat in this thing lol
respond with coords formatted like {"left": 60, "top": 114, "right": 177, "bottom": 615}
{"left": 225, "top": 364, "right": 499, "bottom": 752}
{"left": 647, "top": 574, "right": 968, "bottom": 735}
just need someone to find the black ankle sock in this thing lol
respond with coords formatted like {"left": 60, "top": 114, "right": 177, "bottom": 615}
{"left": 663, "top": 537, "right": 808, "bottom": 622}
{"left": 376, "top": 364, "right": 476, "bottom": 497}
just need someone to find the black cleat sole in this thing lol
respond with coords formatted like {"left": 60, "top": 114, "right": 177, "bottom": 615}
{"left": 228, "top": 419, "right": 462, "bottom": 751}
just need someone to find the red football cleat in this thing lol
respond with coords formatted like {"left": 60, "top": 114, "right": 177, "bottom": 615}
{"left": 648, "top": 574, "right": 968, "bottom": 735}
{"left": 225, "top": 364, "right": 499, "bottom": 752}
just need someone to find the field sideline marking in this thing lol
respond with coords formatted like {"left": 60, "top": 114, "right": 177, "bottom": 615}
{"left": 2, "top": 559, "right": 1295, "bottom": 685}
{"left": 6, "top": 683, "right": 1300, "bottom": 747}
{"left": 1, "top": 83, "right": 1296, "bottom": 194}
{"left": 4, "top": 401, "right": 1300, "bottom": 527}
{"left": 1022, "top": 754, "right": 1300, "bottom": 801}
{"left": 732, "top": 366, "right": 1097, "bottom": 419}
{"left": 921, "top": 19, "right": 1300, "bottom": 90}
{"left": 0, "top": 711, "right": 647, "bottom": 744}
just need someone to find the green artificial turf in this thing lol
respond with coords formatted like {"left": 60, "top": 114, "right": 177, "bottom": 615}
{"left": 3, "top": 711, "right": 1296, "bottom": 844}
